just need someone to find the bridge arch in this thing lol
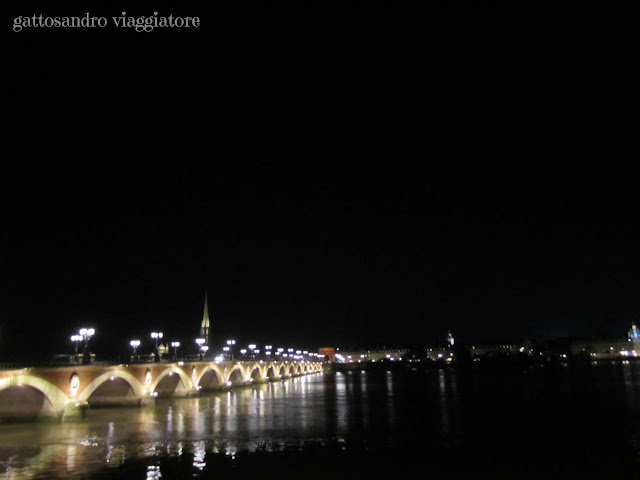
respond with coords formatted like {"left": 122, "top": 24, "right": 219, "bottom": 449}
{"left": 77, "top": 369, "right": 145, "bottom": 405}
{"left": 265, "top": 365, "right": 276, "bottom": 380}
{"left": 244, "top": 362, "right": 263, "bottom": 380}
{"left": 249, "top": 365, "right": 262, "bottom": 382}
{"left": 0, "top": 374, "right": 68, "bottom": 417}
{"left": 227, "top": 364, "right": 246, "bottom": 384}
{"left": 151, "top": 367, "right": 192, "bottom": 396}
{"left": 195, "top": 365, "right": 225, "bottom": 390}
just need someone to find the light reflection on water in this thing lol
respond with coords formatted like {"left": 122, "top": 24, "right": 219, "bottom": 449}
{"left": 0, "top": 374, "right": 339, "bottom": 479}
{"left": 0, "top": 363, "right": 639, "bottom": 479}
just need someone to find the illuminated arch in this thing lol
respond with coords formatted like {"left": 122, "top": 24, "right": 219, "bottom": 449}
{"left": 195, "top": 364, "right": 225, "bottom": 388}
{"left": 227, "top": 363, "right": 247, "bottom": 384}
{"left": 265, "top": 365, "right": 276, "bottom": 380}
{"left": 249, "top": 365, "right": 263, "bottom": 382}
{"left": 150, "top": 366, "right": 193, "bottom": 394}
{"left": 77, "top": 369, "right": 145, "bottom": 403}
{"left": 0, "top": 374, "right": 68, "bottom": 414}
{"left": 245, "top": 362, "right": 263, "bottom": 380}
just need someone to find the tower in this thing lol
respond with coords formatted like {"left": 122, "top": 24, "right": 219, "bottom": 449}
{"left": 200, "top": 291, "right": 211, "bottom": 346}
{"left": 447, "top": 330, "right": 455, "bottom": 347}
{"left": 629, "top": 323, "right": 640, "bottom": 343}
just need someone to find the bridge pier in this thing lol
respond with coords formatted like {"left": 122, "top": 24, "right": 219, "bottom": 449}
{"left": 59, "top": 401, "right": 89, "bottom": 422}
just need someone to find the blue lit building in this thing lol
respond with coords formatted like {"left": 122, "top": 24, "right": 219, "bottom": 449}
{"left": 629, "top": 323, "right": 640, "bottom": 343}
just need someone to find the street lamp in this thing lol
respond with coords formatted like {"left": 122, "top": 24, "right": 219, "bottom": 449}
{"left": 151, "top": 332, "right": 163, "bottom": 349}
{"left": 130, "top": 339, "right": 141, "bottom": 354}
{"left": 171, "top": 341, "right": 180, "bottom": 358}
{"left": 150, "top": 332, "right": 163, "bottom": 362}
{"left": 71, "top": 334, "right": 82, "bottom": 354}
{"left": 195, "top": 338, "right": 205, "bottom": 359}
{"left": 79, "top": 328, "right": 95, "bottom": 351}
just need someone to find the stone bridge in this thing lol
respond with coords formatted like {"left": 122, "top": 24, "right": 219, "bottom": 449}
{"left": 0, "top": 359, "right": 323, "bottom": 421}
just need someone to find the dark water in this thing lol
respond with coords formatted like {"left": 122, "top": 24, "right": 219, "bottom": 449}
{"left": 1, "top": 362, "right": 639, "bottom": 479}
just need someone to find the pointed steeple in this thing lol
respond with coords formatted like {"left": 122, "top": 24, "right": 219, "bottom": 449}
{"left": 200, "top": 291, "right": 211, "bottom": 346}
{"left": 447, "top": 330, "right": 455, "bottom": 347}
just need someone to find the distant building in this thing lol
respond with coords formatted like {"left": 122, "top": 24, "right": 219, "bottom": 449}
{"left": 470, "top": 343, "right": 524, "bottom": 357}
{"left": 336, "top": 348, "right": 410, "bottom": 363}
{"left": 423, "top": 347, "right": 455, "bottom": 362}
{"left": 157, "top": 342, "right": 168, "bottom": 357}
{"left": 317, "top": 347, "right": 336, "bottom": 363}
{"left": 629, "top": 323, "right": 640, "bottom": 343}
{"left": 569, "top": 338, "right": 638, "bottom": 359}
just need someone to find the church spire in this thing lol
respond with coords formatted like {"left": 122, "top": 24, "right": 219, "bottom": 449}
{"left": 200, "top": 291, "right": 211, "bottom": 346}
{"left": 447, "top": 330, "right": 455, "bottom": 347}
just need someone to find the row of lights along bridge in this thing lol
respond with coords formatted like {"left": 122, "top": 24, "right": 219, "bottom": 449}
{"left": 70, "top": 327, "right": 320, "bottom": 364}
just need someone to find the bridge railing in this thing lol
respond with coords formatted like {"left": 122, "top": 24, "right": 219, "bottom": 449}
{"left": 0, "top": 360, "right": 120, "bottom": 370}
{"left": 0, "top": 354, "right": 323, "bottom": 370}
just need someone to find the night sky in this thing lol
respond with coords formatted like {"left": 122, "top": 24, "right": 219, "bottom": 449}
{"left": 3, "top": 1, "right": 637, "bottom": 361}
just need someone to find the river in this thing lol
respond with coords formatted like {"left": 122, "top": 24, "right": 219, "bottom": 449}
{"left": 1, "top": 361, "right": 639, "bottom": 479}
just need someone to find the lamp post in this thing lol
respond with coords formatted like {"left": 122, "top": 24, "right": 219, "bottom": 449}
{"left": 151, "top": 332, "right": 163, "bottom": 349}
{"left": 79, "top": 328, "right": 95, "bottom": 351}
{"left": 151, "top": 332, "right": 163, "bottom": 362}
{"left": 226, "top": 339, "right": 236, "bottom": 359}
{"left": 78, "top": 328, "right": 95, "bottom": 365}
{"left": 248, "top": 344, "right": 256, "bottom": 359}
{"left": 130, "top": 339, "right": 140, "bottom": 362}
{"left": 196, "top": 338, "right": 205, "bottom": 360}
{"left": 171, "top": 341, "right": 180, "bottom": 358}
{"left": 71, "top": 334, "right": 82, "bottom": 354}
